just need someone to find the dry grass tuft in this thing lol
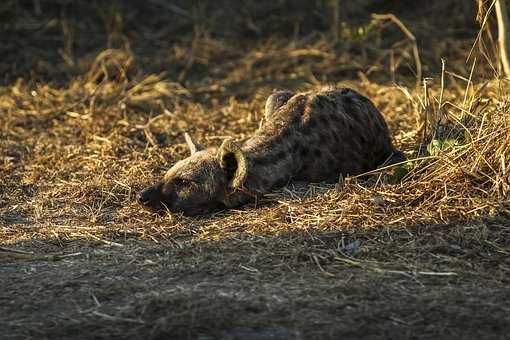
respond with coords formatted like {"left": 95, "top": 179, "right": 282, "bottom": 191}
{"left": 0, "top": 0, "right": 508, "bottom": 258}
{"left": 1, "top": 44, "right": 509, "bottom": 245}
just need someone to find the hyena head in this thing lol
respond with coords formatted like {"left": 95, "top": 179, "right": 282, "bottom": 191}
{"left": 138, "top": 134, "right": 248, "bottom": 215}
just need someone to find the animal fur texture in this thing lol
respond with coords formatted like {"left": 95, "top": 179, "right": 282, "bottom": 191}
{"left": 138, "top": 87, "right": 405, "bottom": 215}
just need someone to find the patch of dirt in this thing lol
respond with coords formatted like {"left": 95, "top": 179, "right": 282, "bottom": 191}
{"left": 2, "top": 217, "right": 510, "bottom": 339}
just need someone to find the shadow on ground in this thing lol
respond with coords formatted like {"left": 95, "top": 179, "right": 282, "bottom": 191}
{"left": 2, "top": 214, "right": 509, "bottom": 340}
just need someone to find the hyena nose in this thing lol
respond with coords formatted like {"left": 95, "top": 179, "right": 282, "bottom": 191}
{"left": 138, "top": 187, "right": 156, "bottom": 206}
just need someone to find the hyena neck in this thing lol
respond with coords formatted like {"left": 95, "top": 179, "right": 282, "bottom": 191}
{"left": 239, "top": 135, "right": 298, "bottom": 195}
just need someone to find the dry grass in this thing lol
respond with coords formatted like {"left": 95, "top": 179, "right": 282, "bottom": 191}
{"left": 1, "top": 47, "right": 509, "bottom": 244}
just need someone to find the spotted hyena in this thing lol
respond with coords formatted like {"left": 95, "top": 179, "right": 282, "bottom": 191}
{"left": 138, "top": 87, "right": 405, "bottom": 215}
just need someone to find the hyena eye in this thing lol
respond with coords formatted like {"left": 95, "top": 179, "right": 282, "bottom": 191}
{"left": 173, "top": 177, "right": 196, "bottom": 187}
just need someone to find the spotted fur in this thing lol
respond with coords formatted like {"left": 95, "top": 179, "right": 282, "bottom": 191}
{"left": 138, "top": 87, "right": 405, "bottom": 215}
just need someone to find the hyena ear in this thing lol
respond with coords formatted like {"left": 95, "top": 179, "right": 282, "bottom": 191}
{"left": 184, "top": 133, "right": 204, "bottom": 155}
{"left": 217, "top": 138, "right": 247, "bottom": 189}
{"left": 264, "top": 90, "right": 294, "bottom": 117}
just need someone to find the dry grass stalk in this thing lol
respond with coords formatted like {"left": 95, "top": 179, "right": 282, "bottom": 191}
{"left": 372, "top": 13, "right": 423, "bottom": 86}
{"left": 495, "top": 0, "right": 510, "bottom": 75}
{"left": 0, "top": 3, "right": 508, "bottom": 246}
{"left": 1, "top": 51, "right": 509, "bottom": 244}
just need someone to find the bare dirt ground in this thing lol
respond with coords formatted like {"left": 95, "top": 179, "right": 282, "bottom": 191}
{"left": 3, "top": 218, "right": 510, "bottom": 340}
{"left": 1, "top": 1, "right": 510, "bottom": 339}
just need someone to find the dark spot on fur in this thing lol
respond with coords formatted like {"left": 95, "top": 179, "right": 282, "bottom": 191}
{"left": 319, "top": 132, "right": 328, "bottom": 143}
{"left": 343, "top": 95, "right": 354, "bottom": 108}
{"left": 301, "top": 124, "right": 311, "bottom": 135}
{"left": 331, "top": 143, "right": 343, "bottom": 156}
{"left": 252, "top": 148, "right": 287, "bottom": 167}
{"left": 330, "top": 113, "right": 341, "bottom": 122}
{"left": 274, "top": 176, "right": 288, "bottom": 187}
{"left": 300, "top": 146, "right": 309, "bottom": 157}
{"left": 292, "top": 115, "right": 301, "bottom": 125}
{"left": 358, "top": 131, "right": 370, "bottom": 144}
{"left": 340, "top": 88, "right": 351, "bottom": 95}
{"left": 342, "top": 96, "right": 361, "bottom": 116}
{"left": 253, "top": 153, "right": 278, "bottom": 166}
{"left": 314, "top": 148, "right": 322, "bottom": 157}
{"left": 318, "top": 95, "right": 336, "bottom": 109}
{"left": 344, "top": 162, "right": 361, "bottom": 175}
{"left": 258, "top": 177, "right": 270, "bottom": 188}
{"left": 308, "top": 117, "right": 317, "bottom": 128}
{"left": 330, "top": 154, "right": 339, "bottom": 165}
{"left": 318, "top": 114, "right": 330, "bottom": 126}
{"left": 276, "top": 150, "right": 286, "bottom": 160}
{"left": 291, "top": 142, "right": 301, "bottom": 153}
{"left": 252, "top": 157, "right": 267, "bottom": 167}
{"left": 299, "top": 162, "right": 309, "bottom": 174}
{"left": 331, "top": 130, "right": 341, "bottom": 143}
{"left": 363, "top": 159, "right": 373, "bottom": 171}
{"left": 344, "top": 122, "right": 351, "bottom": 134}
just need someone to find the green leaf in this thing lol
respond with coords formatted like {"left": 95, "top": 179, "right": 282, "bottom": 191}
{"left": 391, "top": 165, "right": 409, "bottom": 183}
{"left": 427, "top": 139, "right": 442, "bottom": 156}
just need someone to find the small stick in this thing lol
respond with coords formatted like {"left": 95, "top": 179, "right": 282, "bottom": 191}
{"left": 463, "top": 57, "right": 477, "bottom": 110}
{"left": 437, "top": 58, "right": 446, "bottom": 125}
{"left": 495, "top": 0, "right": 510, "bottom": 76}
{"left": 0, "top": 246, "right": 34, "bottom": 255}
{"left": 92, "top": 311, "right": 145, "bottom": 324}
{"left": 468, "top": 0, "right": 496, "bottom": 63}
{"left": 86, "top": 233, "right": 124, "bottom": 247}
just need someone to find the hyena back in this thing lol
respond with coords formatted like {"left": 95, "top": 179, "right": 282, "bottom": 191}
{"left": 138, "top": 87, "right": 405, "bottom": 215}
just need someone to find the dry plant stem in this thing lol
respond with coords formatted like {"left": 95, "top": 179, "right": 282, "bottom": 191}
{"left": 372, "top": 13, "right": 422, "bottom": 87}
{"left": 495, "top": 0, "right": 510, "bottom": 76}
{"left": 422, "top": 78, "right": 430, "bottom": 145}
{"left": 463, "top": 58, "right": 477, "bottom": 109}
{"left": 0, "top": 246, "right": 34, "bottom": 254}
{"left": 438, "top": 58, "right": 446, "bottom": 122}
{"left": 470, "top": 0, "right": 496, "bottom": 63}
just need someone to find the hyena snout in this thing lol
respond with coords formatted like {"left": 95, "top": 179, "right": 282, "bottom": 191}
{"left": 137, "top": 184, "right": 164, "bottom": 210}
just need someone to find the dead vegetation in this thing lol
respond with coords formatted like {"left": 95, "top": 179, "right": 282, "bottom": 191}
{"left": 1, "top": 1, "right": 510, "bottom": 339}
